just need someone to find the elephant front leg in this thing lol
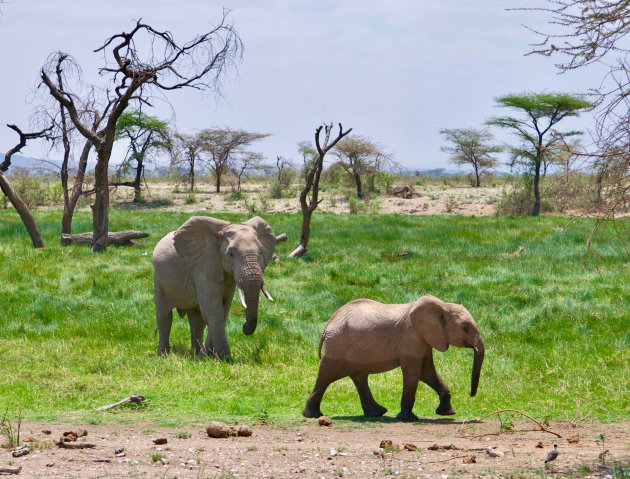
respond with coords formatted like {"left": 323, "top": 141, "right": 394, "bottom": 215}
{"left": 397, "top": 364, "right": 420, "bottom": 422}
{"left": 351, "top": 374, "right": 387, "bottom": 417}
{"left": 187, "top": 310, "right": 206, "bottom": 357}
{"left": 420, "top": 354, "right": 455, "bottom": 416}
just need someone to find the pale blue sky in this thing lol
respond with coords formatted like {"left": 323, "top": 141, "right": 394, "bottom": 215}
{"left": 0, "top": 1, "right": 601, "bottom": 171}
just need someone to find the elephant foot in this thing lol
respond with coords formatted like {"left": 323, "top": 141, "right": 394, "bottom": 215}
{"left": 302, "top": 404, "right": 323, "bottom": 419}
{"left": 363, "top": 404, "right": 388, "bottom": 417}
{"left": 435, "top": 404, "right": 456, "bottom": 416}
{"left": 396, "top": 410, "right": 419, "bottom": 422}
{"left": 157, "top": 346, "right": 170, "bottom": 356}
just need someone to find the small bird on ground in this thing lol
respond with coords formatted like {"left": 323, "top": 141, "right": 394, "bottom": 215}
{"left": 545, "top": 444, "right": 558, "bottom": 463}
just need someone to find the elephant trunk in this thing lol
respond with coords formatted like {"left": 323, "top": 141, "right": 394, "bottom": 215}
{"left": 470, "top": 339, "right": 485, "bottom": 397}
{"left": 242, "top": 281, "right": 260, "bottom": 335}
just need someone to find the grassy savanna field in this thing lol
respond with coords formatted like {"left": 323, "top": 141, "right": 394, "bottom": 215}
{"left": 0, "top": 208, "right": 628, "bottom": 428}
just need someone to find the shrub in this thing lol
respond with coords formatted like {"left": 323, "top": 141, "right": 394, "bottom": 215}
{"left": 268, "top": 181, "right": 284, "bottom": 199}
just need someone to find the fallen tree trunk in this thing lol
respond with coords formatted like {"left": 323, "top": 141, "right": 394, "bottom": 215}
{"left": 61, "top": 230, "right": 149, "bottom": 246}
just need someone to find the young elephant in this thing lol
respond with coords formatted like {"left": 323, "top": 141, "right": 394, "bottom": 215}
{"left": 302, "top": 295, "right": 485, "bottom": 421}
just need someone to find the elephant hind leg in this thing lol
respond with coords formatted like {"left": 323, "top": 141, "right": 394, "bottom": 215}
{"left": 351, "top": 374, "right": 387, "bottom": 417}
{"left": 154, "top": 282, "right": 173, "bottom": 356}
{"left": 302, "top": 358, "right": 347, "bottom": 419}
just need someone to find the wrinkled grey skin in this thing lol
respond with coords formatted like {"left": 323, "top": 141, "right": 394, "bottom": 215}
{"left": 303, "top": 295, "right": 485, "bottom": 421}
{"left": 153, "top": 216, "right": 281, "bottom": 360}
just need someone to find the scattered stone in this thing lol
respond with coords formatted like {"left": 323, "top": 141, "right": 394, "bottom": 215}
{"left": 296, "top": 466, "right": 306, "bottom": 473}
{"left": 41, "top": 429, "right": 52, "bottom": 435}
{"left": 46, "top": 463, "right": 54, "bottom": 467}
{"left": 486, "top": 446, "right": 504, "bottom": 458}
{"left": 76, "top": 429, "right": 88, "bottom": 438}
{"left": 463, "top": 455, "right": 476, "bottom": 464}
{"left": 12, "top": 446, "right": 30, "bottom": 458}
{"left": 93, "top": 459, "right": 111, "bottom": 463}
{"left": 403, "top": 443, "right": 418, "bottom": 451}
{"left": 236, "top": 425, "right": 253, "bottom": 437}
{"left": 329, "top": 448, "right": 338, "bottom": 457}
{"left": 114, "top": 445, "right": 125, "bottom": 455}
{"left": 317, "top": 416, "right": 333, "bottom": 427}
{"left": 536, "top": 442, "right": 545, "bottom": 448}
{"left": 206, "top": 421, "right": 233, "bottom": 438}
{"left": 153, "top": 438, "right": 168, "bottom": 445}
{"left": 428, "top": 443, "right": 440, "bottom": 451}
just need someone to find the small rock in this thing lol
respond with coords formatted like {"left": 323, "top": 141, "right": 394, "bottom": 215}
{"left": 296, "top": 466, "right": 306, "bottom": 473}
{"left": 536, "top": 442, "right": 545, "bottom": 448}
{"left": 12, "top": 446, "right": 30, "bottom": 458}
{"left": 236, "top": 425, "right": 253, "bottom": 437}
{"left": 153, "top": 437, "right": 168, "bottom": 445}
{"left": 317, "top": 416, "right": 332, "bottom": 427}
{"left": 428, "top": 443, "right": 440, "bottom": 451}
{"left": 463, "top": 455, "right": 476, "bottom": 464}
{"left": 206, "top": 421, "right": 233, "bottom": 438}
{"left": 42, "top": 429, "right": 52, "bottom": 435}
{"left": 77, "top": 429, "right": 88, "bottom": 438}
{"left": 115, "top": 445, "right": 125, "bottom": 454}
{"left": 329, "top": 448, "right": 338, "bottom": 457}
{"left": 486, "top": 447, "right": 504, "bottom": 458}
{"left": 404, "top": 443, "right": 418, "bottom": 451}
{"left": 62, "top": 432, "right": 78, "bottom": 442}
{"left": 380, "top": 440, "right": 395, "bottom": 450}
{"left": 46, "top": 462, "right": 54, "bottom": 467}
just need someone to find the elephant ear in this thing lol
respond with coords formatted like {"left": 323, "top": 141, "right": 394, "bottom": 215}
{"left": 242, "top": 216, "right": 277, "bottom": 266}
{"left": 409, "top": 295, "right": 448, "bottom": 352}
{"left": 173, "top": 216, "right": 230, "bottom": 281}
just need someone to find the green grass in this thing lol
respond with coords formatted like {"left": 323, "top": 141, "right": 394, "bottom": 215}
{"left": 0, "top": 209, "right": 628, "bottom": 425}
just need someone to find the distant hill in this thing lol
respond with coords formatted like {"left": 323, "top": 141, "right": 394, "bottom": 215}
{"left": 1, "top": 153, "right": 62, "bottom": 175}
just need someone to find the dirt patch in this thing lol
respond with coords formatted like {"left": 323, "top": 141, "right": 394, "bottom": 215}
{"left": 111, "top": 182, "right": 504, "bottom": 217}
{"left": 4, "top": 419, "right": 628, "bottom": 478}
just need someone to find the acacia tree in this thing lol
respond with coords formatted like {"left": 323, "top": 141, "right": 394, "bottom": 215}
{"left": 232, "top": 151, "right": 264, "bottom": 191}
{"left": 114, "top": 110, "right": 169, "bottom": 201}
{"left": 198, "top": 127, "right": 270, "bottom": 192}
{"left": 297, "top": 141, "right": 317, "bottom": 181}
{"left": 524, "top": 1, "right": 630, "bottom": 250}
{"left": 170, "top": 132, "right": 203, "bottom": 191}
{"left": 488, "top": 93, "right": 591, "bottom": 216}
{"left": 440, "top": 128, "right": 503, "bottom": 187}
{"left": 40, "top": 16, "right": 241, "bottom": 251}
{"left": 0, "top": 124, "right": 51, "bottom": 248}
{"left": 289, "top": 123, "right": 352, "bottom": 258}
{"left": 332, "top": 135, "right": 393, "bottom": 198}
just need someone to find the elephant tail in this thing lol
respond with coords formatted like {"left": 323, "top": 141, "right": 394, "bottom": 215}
{"left": 318, "top": 331, "right": 326, "bottom": 359}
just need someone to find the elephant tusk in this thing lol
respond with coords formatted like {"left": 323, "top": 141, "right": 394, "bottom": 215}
{"left": 473, "top": 345, "right": 479, "bottom": 352}
{"left": 261, "top": 284, "right": 273, "bottom": 302}
{"left": 238, "top": 285, "right": 247, "bottom": 309}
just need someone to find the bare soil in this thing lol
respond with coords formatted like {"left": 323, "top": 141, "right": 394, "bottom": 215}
{"left": 5, "top": 419, "right": 629, "bottom": 478}
{"left": 113, "top": 181, "right": 503, "bottom": 216}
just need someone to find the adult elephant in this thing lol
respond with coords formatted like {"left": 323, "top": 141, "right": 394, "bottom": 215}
{"left": 153, "top": 215, "right": 286, "bottom": 360}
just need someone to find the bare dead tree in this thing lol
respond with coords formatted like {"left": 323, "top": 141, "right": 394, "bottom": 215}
{"left": 289, "top": 123, "right": 352, "bottom": 258}
{"left": 0, "top": 124, "right": 52, "bottom": 248}
{"left": 39, "top": 14, "right": 241, "bottom": 251}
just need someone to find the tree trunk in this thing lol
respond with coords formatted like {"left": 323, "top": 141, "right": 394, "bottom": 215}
{"left": 0, "top": 172, "right": 46, "bottom": 248}
{"left": 215, "top": 170, "right": 221, "bottom": 192}
{"left": 531, "top": 161, "right": 541, "bottom": 216}
{"left": 92, "top": 146, "right": 111, "bottom": 252}
{"left": 61, "top": 139, "right": 92, "bottom": 244}
{"left": 474, "top": 165, "right": 481, "bottom": 187}
{"left": 62, "top": 230, "right": 149, "bottom": 246}
{"left": 133, "top": 160, "right": 144, "bottom": 202}
{"left": 355, "top": 172, "right": 363, "bottom": 198}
